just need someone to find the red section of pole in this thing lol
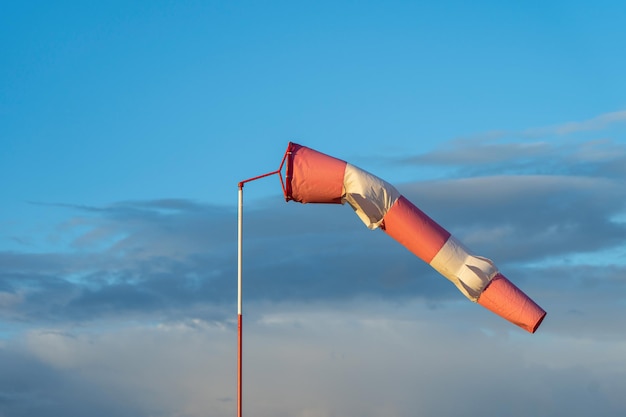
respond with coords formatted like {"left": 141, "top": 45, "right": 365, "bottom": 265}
{"left": 237, "top": 313, "right": 242, "bottom": 417}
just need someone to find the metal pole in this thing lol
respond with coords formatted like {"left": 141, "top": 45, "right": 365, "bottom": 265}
{"left": 237, "top": 183, "right": 243, "bottom": 417}
{"left": 235, "top": 147, "right": 290, "bottom": 417}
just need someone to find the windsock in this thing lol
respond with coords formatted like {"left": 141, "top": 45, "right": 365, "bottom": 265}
{"left": 283, "top": 142, "right": 546, "bottom": 333}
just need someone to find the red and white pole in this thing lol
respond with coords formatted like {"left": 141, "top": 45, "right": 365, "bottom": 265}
{"left": 237, "top": 183, "right": 243, "bottom": 417}
{"left": 236, "top": 148, "right": 291, "bottom": 417}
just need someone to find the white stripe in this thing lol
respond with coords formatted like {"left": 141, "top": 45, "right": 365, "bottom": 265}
{"left": 429, "top": 236, "right": 498, "bottom": 301}
{"left": 342, "top": 163, "right": 400, "bottom": 229}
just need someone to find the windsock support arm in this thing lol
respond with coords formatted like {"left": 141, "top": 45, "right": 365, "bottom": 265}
{"left": 237, "top": 143, "right": 292, "bottom": 191}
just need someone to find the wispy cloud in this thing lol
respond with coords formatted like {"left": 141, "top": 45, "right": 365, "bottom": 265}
{"left": 522, "top": 110, "right": 626, "bottom": 137}
{"left": 397, "top": 110, "right": 626, "bottom": 178}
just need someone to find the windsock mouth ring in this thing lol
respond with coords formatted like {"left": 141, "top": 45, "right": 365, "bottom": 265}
{"left": 282, "top": 142, "right": 296, "bottom": 201}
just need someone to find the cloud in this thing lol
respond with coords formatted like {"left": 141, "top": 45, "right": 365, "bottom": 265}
{"left": 397, "top": 174, "right": 626, "bottom": 263}
{"left": 396, "top": 110, "right": 626, "bottom": 179}
{"left": 0, "top": 200, "right": 237, "bottom": 325}
{"left": 0, "top": 344, "right": 142, "bottom": 417}
{"left": 0, "top": 322, "right": 233, "bottom": 417}
{"left": 2, "top": 303, "right": 625, "bottom": 417}
{"left": 402, "top": 137, "right": 626, "bottom": 178}
{"left": 523, "top": 110, "right": 626, "bottom": 137}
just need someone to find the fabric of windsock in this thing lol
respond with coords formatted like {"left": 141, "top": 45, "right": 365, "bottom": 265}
{"left": 284, "top": 142, "right": 546, "bottom": 333}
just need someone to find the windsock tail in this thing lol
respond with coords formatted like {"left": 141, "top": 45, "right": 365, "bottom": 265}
{"left": 477, "top": 274, "right": 546, "bottom": 333}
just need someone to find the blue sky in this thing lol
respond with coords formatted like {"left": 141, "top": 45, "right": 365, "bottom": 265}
{"left": 2, "top": 1, "right": 626, "bottom": 416}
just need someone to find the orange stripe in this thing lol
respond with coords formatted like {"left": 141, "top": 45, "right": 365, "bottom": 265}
{"left": 289, "top": 144, "right": 347, "bottom": 204}
{"left": 477, "top": 274, "right": 546, "bottom": 333}
{"left": 381, "top": 196, "right": 451, "bottom": 263}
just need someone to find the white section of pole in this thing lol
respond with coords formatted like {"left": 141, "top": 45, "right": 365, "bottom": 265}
{"left": 238, "top": 186, "right": 243, "bottom": 316}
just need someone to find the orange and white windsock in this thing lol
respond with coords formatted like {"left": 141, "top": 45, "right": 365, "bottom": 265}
{"left": 283, "top": 142, "right": 546, "bottom": 333}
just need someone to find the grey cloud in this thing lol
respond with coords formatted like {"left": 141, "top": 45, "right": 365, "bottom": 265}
{"left": 1, "top": 200, "right": 236, "bottom": 324}
{"left": 403, "top": 141, "right": 552, "bottom": 167}
{"left": 390, "top": 109, "right": 626, "bottom": 183}
{"left": 397, "top": 174, "right": 626, "bottom": 264}
{"left": 0, "top": 347, "right": 140, "bottom": 417}
{"left": 399, "top": 138, "right": 626, "bottom": 179}
{"left": 228, "top": 305, "right": 626, "bottom": 417}
{"left": 0, "top": 323, "right": 236, "bottom": 417}
{"left": 2, "top": 308, "right": 624, "bottom": 417}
